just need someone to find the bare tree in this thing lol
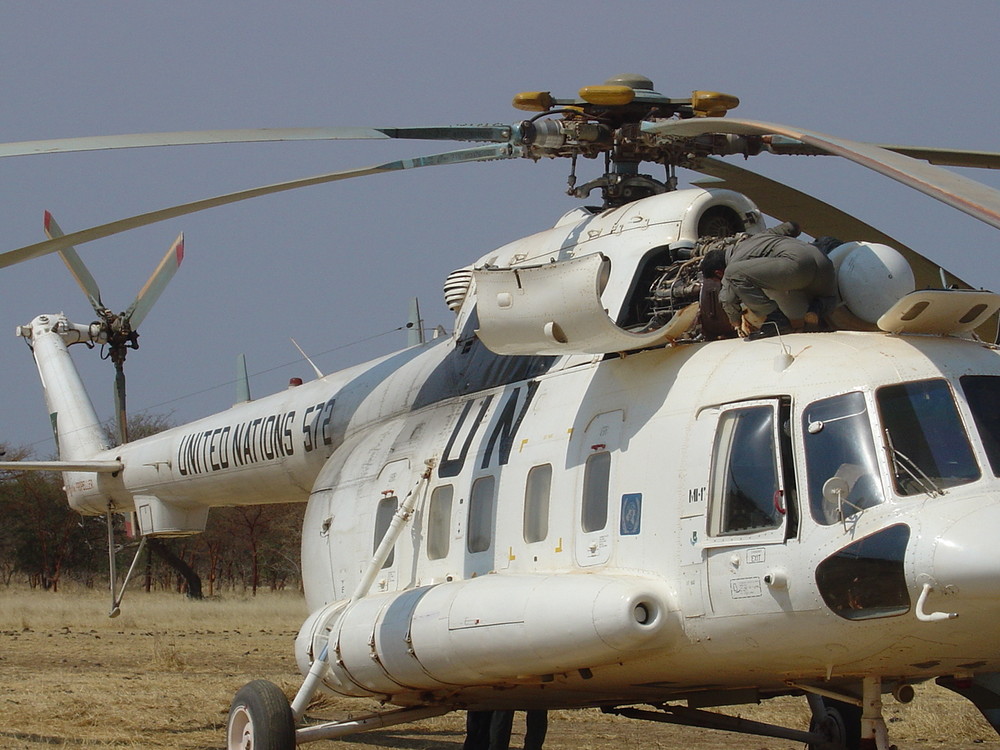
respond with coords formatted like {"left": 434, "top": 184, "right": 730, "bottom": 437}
{"left": 0, "top": 423, "right": 307, "bottom": 594}
{"left": 0, "top": 445, "right": 102, "bottom": 591}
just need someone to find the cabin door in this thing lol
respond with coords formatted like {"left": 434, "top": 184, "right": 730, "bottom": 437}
{"left": 698, "top": 399, "right": 798, "bottom": 617}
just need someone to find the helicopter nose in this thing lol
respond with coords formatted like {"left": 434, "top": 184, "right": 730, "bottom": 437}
{"left": 931, "top": 502, "right": 1000, "bottom": 599}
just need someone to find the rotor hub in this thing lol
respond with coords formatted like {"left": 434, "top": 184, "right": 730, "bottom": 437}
{"left": 604, "top": 73, "right": 655, "bottom": 91}
{"left": 510, "top": 76, "right": 743, "bottom": 207}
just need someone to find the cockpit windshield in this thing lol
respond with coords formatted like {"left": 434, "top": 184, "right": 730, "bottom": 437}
{"left": 803, "top": 391, "right": 885, "bottom": 525}
{"left": 876, "top": 378, "right": 979, "bottom": 495}
{"left": 960, "top": 375, "right": 1000, "bottom": 476}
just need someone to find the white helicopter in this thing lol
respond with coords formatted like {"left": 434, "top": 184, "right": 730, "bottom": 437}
{"left": 5, "top": 74, "right": 1000, "bottom": 750}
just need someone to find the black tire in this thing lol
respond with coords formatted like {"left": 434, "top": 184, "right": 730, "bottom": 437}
{"left": 809, "top": 697, "right": 862, "bottom": 750}
{"left": 226, "top": 679, "right": 295, "bottom": 750}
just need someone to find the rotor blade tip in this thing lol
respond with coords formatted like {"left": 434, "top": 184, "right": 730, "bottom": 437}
{"left": 43, "top": 210, "right": 52, "bottom": 230}
{"left": 175, "top": 236, "right": 185, "bottom": 265}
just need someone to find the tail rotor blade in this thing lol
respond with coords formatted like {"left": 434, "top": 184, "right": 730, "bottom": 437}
{"left": 0, "top": 144, "right": 518, "bottom": 269}
{"left": 44, "top": 210, "right": 105, "bottom": 314}
{"left": 124, "top": 233, "right": 184, "bottom": 329}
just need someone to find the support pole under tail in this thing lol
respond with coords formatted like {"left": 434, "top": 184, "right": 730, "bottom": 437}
{"left": 106, "top": 507, "right": 118, "bottom": 613}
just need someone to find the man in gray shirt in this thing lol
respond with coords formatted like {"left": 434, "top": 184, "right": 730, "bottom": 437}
{"left": 700, "top": 222, "right": 836, "bottom": 340}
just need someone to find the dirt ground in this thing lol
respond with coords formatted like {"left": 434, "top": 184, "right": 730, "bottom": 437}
{"left": 1, "top": 588, "right": 998, "bottom": 750}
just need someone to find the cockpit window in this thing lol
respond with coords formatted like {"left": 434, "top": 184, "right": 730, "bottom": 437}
{"left": 815, "top": 524, "right": 910, "bottom": 620}
{"left": 877, "top": 379, "right": 979, "bottom": 495}
{"left": 803, "top": 391, "right": 885, "bottom": 525}
{"left": 960, "top": 375, "right": 1000, "bottom": 476}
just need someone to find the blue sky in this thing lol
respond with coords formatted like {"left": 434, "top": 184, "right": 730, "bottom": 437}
{"left": 3, "top": 1, "right": 1000, "bottom": 453}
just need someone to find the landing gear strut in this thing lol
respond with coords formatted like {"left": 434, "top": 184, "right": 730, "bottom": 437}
{"left": 802, "top": 675, "right": 893, "bottom": 750}
{"left": 859, "top": 675, "right": 893, "bottom": 750}
{"left": 226, "top": 675, "right": 450, "bottom": 747}
{"left": 609, "top": 675, "right": 897, "bottom": 750}
{"left": 607, "top": 704, "right": 842, "bottom": 748}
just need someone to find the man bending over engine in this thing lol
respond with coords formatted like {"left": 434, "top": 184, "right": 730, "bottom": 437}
{"left": 699, "top": 222, "right": 837, "bottom": 340}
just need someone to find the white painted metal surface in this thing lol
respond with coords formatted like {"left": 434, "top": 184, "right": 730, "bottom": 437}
{"left": 16, "top": 185, "right": 1000, "bottom": 743}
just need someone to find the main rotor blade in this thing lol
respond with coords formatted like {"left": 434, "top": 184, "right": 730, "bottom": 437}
{"left": 0, "top": 126, "right": 514, "bottom": 159}
{"left": 44, "top": 211, "right": 105, "bottom": 313}
{"left": 124, "top": 233, "right": 184, "bottom": 329}
{"left": 878, "top": 145, "right": 1000, "bottom": 171}
{"left": 689, "top": 157, "right": 968, "bottom": 289}
{"left": 763, "top": 135, "right": 1000, "bottom": 171}
{"left": 643, "top": 118, "right": 1000, "bottom": 231}
{"left": 0, "top": 144, "right": 517, "bottom": 268}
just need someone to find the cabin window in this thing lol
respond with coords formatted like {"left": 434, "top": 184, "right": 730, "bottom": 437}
{"left": 373, "top": 495, "right": 398, "bottom": 568}
{"left": 523, "top": 464, "right": 552, "bottom": 543}
{"left": 876, "top": 379, "right": 979, "bottom": 495}
{"left": 467, "top": 475, "right": 495, "bottom": 553}
{"left": 427, "top": 485, "right": 453, "bottom": 560}
{"left": 803, "top": 391, "right": 885, "bottom": 525}
{"left": 960, "top": 375, "right": 1000, "bottom": 476}
{"left": 582, "top": 451, "right": 611, "bottom": 533}
{"left": 709, "top": 404, "right": 783, "bottom": 536}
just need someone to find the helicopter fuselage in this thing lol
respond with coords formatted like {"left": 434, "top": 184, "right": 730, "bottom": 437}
{"left": 22, "top": 187, "right": 1000, "bottom": 716}
{"left": 292, "top": 327, "right": 1000, "bottom": 708}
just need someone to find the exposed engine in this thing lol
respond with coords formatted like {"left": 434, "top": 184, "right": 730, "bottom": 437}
{"left": 639, "top": 234, "right": 753, "bottom": 340}
{"left": 639, "top": 232, "right": 923, "bottom": 341}
{"left": 641, "top": 255, "right": 703, "bottom": 333}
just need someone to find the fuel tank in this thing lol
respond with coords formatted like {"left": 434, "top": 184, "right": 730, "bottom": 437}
{"left": 295, "top": 573, "right": 680, "bottom": 697}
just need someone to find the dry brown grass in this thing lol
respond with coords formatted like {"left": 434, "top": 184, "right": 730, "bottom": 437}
{"left": 1, "top": 586, "right": 998, "bottom": 749}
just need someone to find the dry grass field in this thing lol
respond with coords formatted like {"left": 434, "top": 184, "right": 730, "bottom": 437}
{"left": 1, "top": 586, "right": 998, "bottom": 750}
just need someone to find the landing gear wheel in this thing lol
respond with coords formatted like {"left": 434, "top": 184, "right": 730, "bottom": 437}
{"left": 809, "top": 698, "right": 862, "bottom": 750}
{"left": 227, "top": 679, "right": 296, "bottom": 750}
